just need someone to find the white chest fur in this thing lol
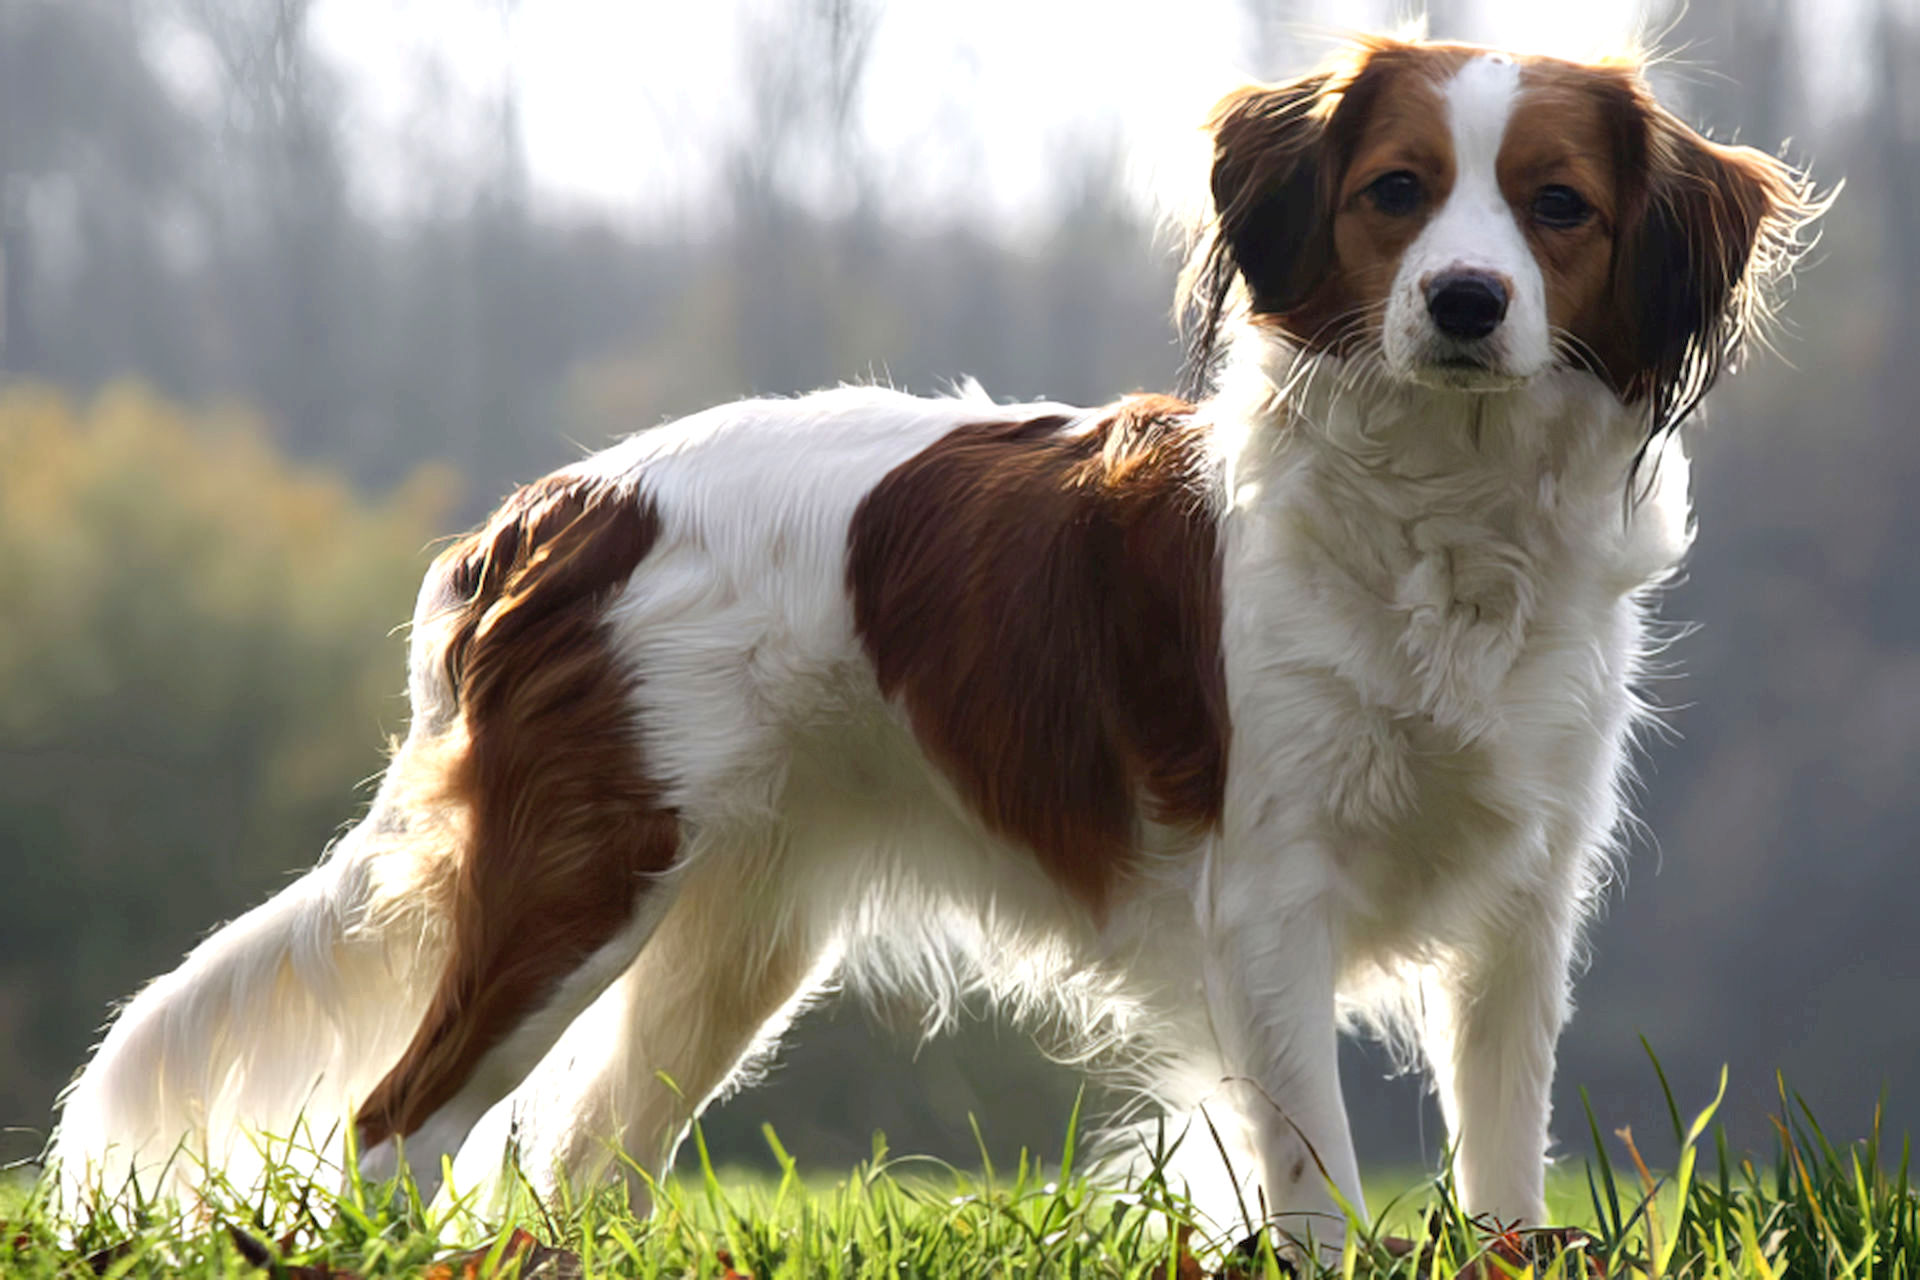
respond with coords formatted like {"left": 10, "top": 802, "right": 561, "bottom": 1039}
{"left": 1214, "top": 364, "right": 1693, "bottom": 961}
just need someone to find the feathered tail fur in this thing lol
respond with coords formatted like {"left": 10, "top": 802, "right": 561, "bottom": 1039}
{"left": 47, "top": 728, "right": 463, "bottom": 1213}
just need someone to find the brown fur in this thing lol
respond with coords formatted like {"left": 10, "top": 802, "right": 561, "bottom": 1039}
{"left": 1186, "top": 40, "right": 1478, "bottom": 374}
{"left": 1307, "top": 51, "right": 1463, "bottom": 347}
{"left": 356, "top": 474, "right": 672, "bottom": 1149}
{"left": 1502, "top": 64, "right": 1636, "bottom": 369}
{"left": 845, "top": 396, "right": 1227, "bottom": 914}
{"left": 1601, "top": 84, "right": 1821, "bottom": 434}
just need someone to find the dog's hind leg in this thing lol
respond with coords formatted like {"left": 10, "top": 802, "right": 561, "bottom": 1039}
{"left": 448, "top": 839, "right": 832, "bottom": 1210}
{"left": 52, "top": 471, "right": 671, "bottom": 1211}
{"left": 349, "top": 473, "right": 677, "bottom": 1199}
{"left": 352, "top": 863, "right": 682, "bottom": 1200}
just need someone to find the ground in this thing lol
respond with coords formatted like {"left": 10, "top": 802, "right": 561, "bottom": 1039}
{"left": 5, "top": 1074, "right": 1916, "bottom": 1278}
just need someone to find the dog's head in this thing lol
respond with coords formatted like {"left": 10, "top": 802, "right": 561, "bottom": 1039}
{"left": 1182, "top": 37, "right": 1825, "bottom": 433}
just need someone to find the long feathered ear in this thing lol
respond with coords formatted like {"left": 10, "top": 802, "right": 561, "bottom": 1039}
{"left": 1177, "top": 73, "right": 1338, "bottom": 394}
{"left": 1613, "top": 98, "right": 1829, "bottom": 437}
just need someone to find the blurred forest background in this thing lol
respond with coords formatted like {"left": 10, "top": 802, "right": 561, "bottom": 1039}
{"left": 1, "top": 0, "right": 1914, "bottom": 1181}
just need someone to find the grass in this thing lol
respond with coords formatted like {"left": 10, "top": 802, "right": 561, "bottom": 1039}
{"left": 4, "top": 1058, "right": 1918, "bottom": 1277}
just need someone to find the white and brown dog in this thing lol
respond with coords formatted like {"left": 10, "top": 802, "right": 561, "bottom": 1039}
{"left": 52, "top": 35, "right": 1819, "bottom": 1247}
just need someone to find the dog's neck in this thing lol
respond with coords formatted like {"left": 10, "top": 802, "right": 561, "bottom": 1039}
{"left": 1202, "top": 344, "right": 1695, "bottom": 736}
{"left": 1208, "top": 344, "right": 1693, "bottom": 588}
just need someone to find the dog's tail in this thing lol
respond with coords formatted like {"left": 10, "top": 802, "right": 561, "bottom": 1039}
{"left": 47, "top": 731, "right": 463, "bottom": 1215}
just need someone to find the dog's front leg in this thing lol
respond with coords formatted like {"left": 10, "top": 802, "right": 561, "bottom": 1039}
{"left": 1417, "top": 887, "right": 1574, "bottom": 1227}
{"left": 1197, "top": 863, "right": 1366, "bottom": 1255}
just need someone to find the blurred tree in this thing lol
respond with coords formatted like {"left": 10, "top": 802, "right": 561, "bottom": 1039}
{"left": 0, "top": 382, "right": 452, "bottom": 1158}
{"left": 172, "top": 0, "right": 359, "bottom": 455}
{"left": 0, "top": 0, "right": 203, "bottom": 388}
{"left": 1240, "top": 0, "right": 1311, "bottom": 79}
{"left": 1652, "top": 0, "right": 1798, "bottom": 150}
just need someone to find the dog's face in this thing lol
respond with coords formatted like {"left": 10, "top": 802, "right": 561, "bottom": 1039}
{"left": 1335, "top": 52, "right": 1618, "bottom": 390}
{"left": 1194, "top": 38, "right": 1819, "bottom": 429}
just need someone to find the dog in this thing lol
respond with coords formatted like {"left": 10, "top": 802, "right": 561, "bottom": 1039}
{"left": 51, "top": 34, "right": 1819, "bottom": 1249}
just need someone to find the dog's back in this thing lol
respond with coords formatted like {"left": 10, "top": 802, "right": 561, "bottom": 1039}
{"left": 51, "top": 384, "right": 1231, "bottom": 1212}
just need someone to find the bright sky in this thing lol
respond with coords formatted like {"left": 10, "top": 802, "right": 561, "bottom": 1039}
{"left": 308, "top": 0, "right": 1663, "bottom": 223}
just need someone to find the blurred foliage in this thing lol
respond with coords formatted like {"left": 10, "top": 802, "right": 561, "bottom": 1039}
{"left": 0, "top": 381, "right": 452, "bottom": 1141}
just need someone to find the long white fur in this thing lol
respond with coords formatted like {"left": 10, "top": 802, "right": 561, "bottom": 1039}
{"left": 48, "top": 811, "right": 450, "bottom": 1207}
{"left": 52, "top": 53, "right": 1691, "bottom": 1249}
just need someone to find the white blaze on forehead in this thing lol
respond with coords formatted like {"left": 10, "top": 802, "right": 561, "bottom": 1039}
{"left": 1381, "top": 52, "right": 1551, "bottom": 381}
{"left": 1443, "top": 54, "right": 1522, "bottom": 185}
{"left": 1409, "top": 53, "right": 1526, "bottom": 280}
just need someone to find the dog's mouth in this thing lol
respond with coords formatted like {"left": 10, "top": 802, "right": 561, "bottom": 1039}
{"left": 1407, "top": 352, "right": 1527, "bottom": 391}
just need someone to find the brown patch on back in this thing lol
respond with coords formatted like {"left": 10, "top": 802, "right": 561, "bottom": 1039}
{"left": 356, "top": 472, "right": 673, "bottom": 1149}
{"left": 846, "top": 396, "right": 1227, "bottom": 913}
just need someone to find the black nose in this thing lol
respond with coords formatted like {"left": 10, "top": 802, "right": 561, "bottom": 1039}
{"left": 1425, "top": 271, "right": 1509, "bottom": 340}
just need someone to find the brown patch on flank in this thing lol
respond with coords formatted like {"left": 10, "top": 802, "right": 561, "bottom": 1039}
{"left": 356, "top": 472, "right": 674, "bottom": 1149}
{"left": 846, "top": 396, "right": 1227, "bottom": 913}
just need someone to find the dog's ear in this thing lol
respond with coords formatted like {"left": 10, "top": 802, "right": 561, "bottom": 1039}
{"left": 1208, "top": 76, "right": 1340, "bottom": 316}
{"left": 1180, "top": 74, "right": 1339, "bottom": 387}
{"left": 1612, "top": 100, "right": 1824, "bottom": 434}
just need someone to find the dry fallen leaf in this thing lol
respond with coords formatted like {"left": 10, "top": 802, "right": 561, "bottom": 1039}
{"left": 1167, "top": 1223, "right": 1206, "bottom": 1279}
{"left": 422, "top": 1227, "right": 584, "bottom": 1279}
{"left": 1382, "top": 1224, "right": 1607, "bottom": 1280}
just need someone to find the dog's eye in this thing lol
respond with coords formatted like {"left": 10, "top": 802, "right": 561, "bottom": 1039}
{"left": 1365, "top": 171, "right": 1424, "bottom": 217}
{"left": 1532, "top": 185, "right": 1593, "bottom": 229}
